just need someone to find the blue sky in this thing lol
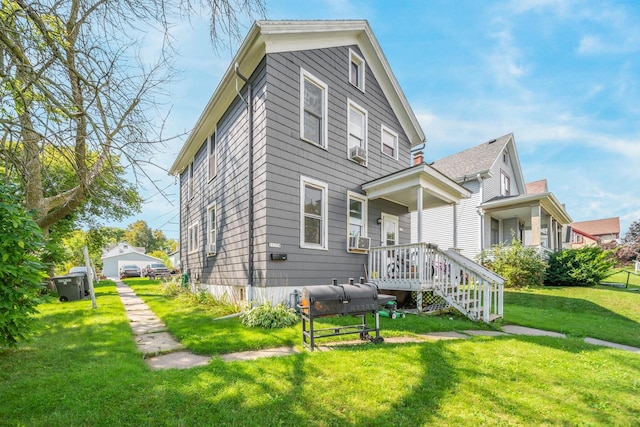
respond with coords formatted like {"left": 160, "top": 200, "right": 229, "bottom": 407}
{"left": 131, "top": 0, "right": 640, "bottom": 240}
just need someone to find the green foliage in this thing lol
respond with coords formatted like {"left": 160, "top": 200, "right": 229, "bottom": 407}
{"left": 545, "top": 247, "right": 615, "bottom": 287}
{"left": 240, "top": 302, "right": 299, "bottom": 329}
{"left": 158, "top": 279, "right": 239, "bottom": 315}
{"left": 0, "top": 182, "right": 46, "bottom": 347}
{"left": 479, "top": 239, "right": 547, "bottom": 288}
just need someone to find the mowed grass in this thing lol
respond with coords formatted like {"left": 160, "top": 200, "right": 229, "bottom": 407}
{"left": 0, "top": 280, "right": 639, "bottom": 426}
{"left": 503, "top": 285, "right": 640, "bottom": 347}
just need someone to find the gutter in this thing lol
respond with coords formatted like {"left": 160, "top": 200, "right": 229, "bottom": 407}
{"left": 235, "top": 64, "right": 254, "bottom": 305}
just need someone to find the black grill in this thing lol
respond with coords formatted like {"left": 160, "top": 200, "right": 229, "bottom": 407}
{"left": 300, "top": 278, "right": 395, "bottom": 351}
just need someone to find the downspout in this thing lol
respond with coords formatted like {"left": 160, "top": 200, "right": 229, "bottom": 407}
{"left": 476, "top": 173, "right": 485, "bottom": 257}
{"left": 235, "top": 64, "right": 254, "bottom": 305}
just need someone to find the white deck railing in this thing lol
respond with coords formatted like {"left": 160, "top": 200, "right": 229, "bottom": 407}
{"left": 368, "top": 243, "right": 504, "bottom": 322}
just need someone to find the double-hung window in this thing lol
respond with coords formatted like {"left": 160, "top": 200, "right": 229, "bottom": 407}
{"left": 348, "top": 193, "right": 367, "bottom": 238}
{"left": 381, "top": 125, "right": 398, "bottom": 160}
{"left": 207, "top": 203, "right": 216, "bottom": 256}
{"left": 208, "top": 131, "right": 217, "bottom": 181}
{"left": 187, "top": 162, "right": 194, "bottom": 199}
{"left": 347, "top": 100, "right": 367, "bottom": 164}
{"left": 188, "top": 222, "right": 199, "bottom": 254}
{"left": 500, "top": 171, "right": 510, "bottom": 196}
{"left": 300, "top": 176, "right": 328, "bottom": 250}
{"left": 349, "top": 48, "right": 365, "bottom": 92}
{"left": 300, "top": 69, "right": 328, "bottom": 148}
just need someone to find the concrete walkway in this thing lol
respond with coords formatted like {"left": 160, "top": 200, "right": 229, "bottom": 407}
{"left": 115, "top": 281, "right": 640, "bottom": 370}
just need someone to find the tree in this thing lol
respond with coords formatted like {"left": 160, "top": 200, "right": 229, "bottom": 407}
{"left": 0, "top": 0, "right": 265, "bottom": 236}
{"left": 617, "top": 220, "right": 640, "bottom": 263}
{"left": 123, "top": 220, "right": 173, "bottom": 253}
{"left": 0, "top": 181, "right": 46, "bottom": 347}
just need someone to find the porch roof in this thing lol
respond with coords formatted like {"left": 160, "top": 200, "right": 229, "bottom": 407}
{"left": 361, "top": 163, "right": 471, "bottom": 211}
{"left": 480, "top": 192, "right": 572, "bottom": 224}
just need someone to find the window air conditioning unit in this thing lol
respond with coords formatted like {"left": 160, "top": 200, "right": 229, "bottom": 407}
{"left": 206, "top": 243, "right": 216, "bottom": 256}
{"left": 350, "top": 146, "right": 367, "bottom": 163}
{"left": 349, "top": 236, "right": 370, "bottom": 251}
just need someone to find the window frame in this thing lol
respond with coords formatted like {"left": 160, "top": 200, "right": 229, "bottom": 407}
{"left": 207, "top": 203, "right": 217, "bottom": 256}
{"left": 187, "top": 161, "right": 194, "bottom": 199}
{"left": 300, "top": 68, "right": 328, "bottom": 149}
{"left": 300, "top": 176, "right": 329, "bottom": 250}
{"left": 347, "top": 99, "right": 368, "bottom": 165}
{"left": 500, "top": 171, "right": 511, "bottom": 196}
{"left": 187, "top": 221, "right": 199, "bottom": 254}
{"left": 207, "top": 129, "right": 217, "bottom": 182}
{"left": 347, "top": 192, "right": 368, "bottom": 253}
{"left": 349, "top": 48, "right": 366, "bottom": 92}
{"left": 380, "top": 124, "right": 399, "bottom": 160}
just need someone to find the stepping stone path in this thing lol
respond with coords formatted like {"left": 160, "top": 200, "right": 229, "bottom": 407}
{"left": 115, "top": 281, "right": 640, "bottom": 370}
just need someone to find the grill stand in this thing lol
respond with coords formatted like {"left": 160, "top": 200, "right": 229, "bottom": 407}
{"left": 301, "top": 311, "right": 384, "bottom": 351}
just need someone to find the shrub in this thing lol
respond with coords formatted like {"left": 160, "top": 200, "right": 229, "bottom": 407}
{"left": 240, "top": 302, "right": 299, "bottom": 329}
{"left": 0, "top": 182, "right": 47, "bottom": 347}
{"left": 479, "top": 239, "right": 547, "bottom": 288}
{"left": 545, "top": 247, "right": 615, "bottom": 287}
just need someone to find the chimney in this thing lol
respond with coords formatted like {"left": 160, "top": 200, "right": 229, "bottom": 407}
{"left": 413, "top": 150, "right": 424, "bottom": 166}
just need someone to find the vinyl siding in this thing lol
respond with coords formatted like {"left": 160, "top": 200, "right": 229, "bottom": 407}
{"left": 261, "top": 46, "right": 412, "bottom": 287}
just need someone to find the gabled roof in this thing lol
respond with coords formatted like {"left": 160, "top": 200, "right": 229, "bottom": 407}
{"left": 526, "top": 179, "right": 548, "bottom": 194}
{"left": 480, "top": 191, "right": 573, "bottom": 225}
{"left": 102, "top": 242, "right": 146, "bottom": 257}
{"left": 430, "top": 133, "right": 526, "bottom": 194}
{"left": 571, "top": 217, "right": 620, "bottom": 237}
{"left": 169, "top": 20, "right": 425, "bottom": 175}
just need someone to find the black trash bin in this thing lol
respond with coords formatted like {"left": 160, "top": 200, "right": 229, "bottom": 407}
{"left": 52, "top": 275, "right": 84, "bottom": 302}
{"left": 67, "top": 272, "right": 90, "bottom": 297}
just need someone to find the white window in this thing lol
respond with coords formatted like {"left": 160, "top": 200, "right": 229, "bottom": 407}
{"left": 348, "top": 192, "right": 367, "bottom": 238}
{"left": 207, "top": 203, "right": 216, "bottom": 256}
{"left": 347, "top": 100, "right": 368, "bottom": 164}
{"left": 381, "top": 125, "right": 398, "bottom": 160}
{"left": 207, "top": 131, "right": 217, "bottom": 181}
{"left": 500, "top": 171, "right": 511, "bottom": 196}
{"left": 300, "top": 176, "right": 328, "bottom": 250}
{"left": 349, "top": 48, "right": 365, "bottom": 92}
{"left": 187, "top": 162, "right": 194, "bottom": 199}
{"left": 300, "top": 69, "right": 328, "bottom": 148}
{"left": 503, "top": 149, "right": 509, "bottom": 163}
{"left": 188, "top": 222, "right": 199, "bottom": 254}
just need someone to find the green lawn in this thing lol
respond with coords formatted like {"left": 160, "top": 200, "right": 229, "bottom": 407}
{"left": 0, "top": 280, "right": 639, "bottom": 426}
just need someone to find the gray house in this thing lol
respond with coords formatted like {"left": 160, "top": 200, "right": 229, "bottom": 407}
{"left": 169, "top": 20, "right": 503, "bottom": 321}
{"left": 412, "top": 133, "right": 572, "bottom": 260}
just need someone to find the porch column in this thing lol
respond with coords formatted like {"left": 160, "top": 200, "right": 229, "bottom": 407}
{"left": 416, "top": 186, "right": 423, "bottom": 310}
{"left": 551, "top": 218, "right": 557, "bottom": 251}
{"left": 531, "top": 205, "right": 541, "bottom": 246}
{"left": 453, "top": 203, "right": 458, "bottom": 249}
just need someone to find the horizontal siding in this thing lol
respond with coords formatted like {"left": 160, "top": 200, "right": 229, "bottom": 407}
{"left": 260, "top": 46, "right": 412, "bottom": 287}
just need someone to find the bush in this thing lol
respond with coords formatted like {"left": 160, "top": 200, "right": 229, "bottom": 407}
{"left": 0, "top": 182, "right": 47, "bottom": 347}
{"left": 545, "top": 247, "right": 614, "bottom": 287}
{"left": 479, "top": 239, "right": 547, "bottom": 288}
{"left": 240, "top": 302, "right": 299, "bottom": 329}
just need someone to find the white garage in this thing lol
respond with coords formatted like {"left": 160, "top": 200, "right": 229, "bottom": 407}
{"left": 101, "top": 242, "right": 163, "bottom": 279}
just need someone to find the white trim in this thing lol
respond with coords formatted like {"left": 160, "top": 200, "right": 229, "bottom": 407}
{"left": 187, "top": 161, "right": 194, "bottom": 199}
{"left": 187, "top": 221, "right": 200, "bottom": 254}
{"left": 347, "top": 99, "right": 368, "bottom": 166}
{"left": 300, "top": 68, "right": 328, "bottom": 149}
{"left": 207, "top": 126, "right": 217, "bottom": 182}
{"left": 380, "top": 124, "right": 399, "bottom": 161}
{"left": 381, "top": 213, "right": 399, "bottom": 246}
{"left": 347, "top": 191, "right": 368, "bottom": 253}
{"left": 206, "top": 202, "right": 217, "bottom": 256}
{"left": 348, "top": 48, "right": 366, "bottom": 92}
{"left": 300, "top": 176, "right": 329, "bottom": 250}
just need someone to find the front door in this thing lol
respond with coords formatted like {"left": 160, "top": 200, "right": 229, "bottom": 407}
{"left": 381, "top": 213, "right": 399, "bottom": 246}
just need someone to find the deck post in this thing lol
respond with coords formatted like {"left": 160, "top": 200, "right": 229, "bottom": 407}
{"left": 416, "top": 186, "right": 423, "bottom": 310}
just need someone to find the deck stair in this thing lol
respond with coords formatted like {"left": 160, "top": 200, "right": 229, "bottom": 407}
{"left": 368, "top": 243, "right": 504, "bottom": 322}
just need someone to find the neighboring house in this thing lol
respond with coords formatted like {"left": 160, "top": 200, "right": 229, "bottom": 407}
{"left": 412, "top": 134, "right": 572, "bottom": 260}
{"left": 569, "top": 217, "right": 620, "bottom": 248}
{"left": 101, "top": 241, "right": 163, "bottom": 278}
{"left": 168, "top": 20, "right": 503, "bottom": 320}
{"left": 168, "top": 247, "right": 181, "bottom": 272}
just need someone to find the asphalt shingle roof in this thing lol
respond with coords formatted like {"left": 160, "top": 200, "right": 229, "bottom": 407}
{"left": 431, "top": 133, "right": 512, "bottom": 181}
